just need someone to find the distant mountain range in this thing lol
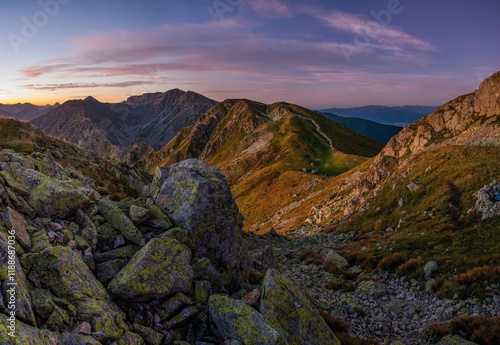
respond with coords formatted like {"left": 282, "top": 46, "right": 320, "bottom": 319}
{"left": 319, "top": 105, "right": 437, "bottom": 126}
{"left": 31, "top": 90, "right": 217, "bottom": 164}
{"left": 0, "top": 102, "right": 57, "bottom": 121}
{"left": 317, "top": 112, "right": 402, "bottom": 143}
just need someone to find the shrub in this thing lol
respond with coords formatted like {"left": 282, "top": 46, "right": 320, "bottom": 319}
{"left": 377, "top": 253, "right": 407, "bottom": 271}
{"left": 457, "top": 266, "right": 500, "bottom": 285}
{"left": 450, "top": 315, "right": 500, "bottom": 345}
{"left": 319, "top": 309, "right": 380, "bottom": 345}
{"left": 299, "top": 249, "right": 324, "bottom": 265}
{"left": 396, "top": 258, "right": 423, "bottom": 275}
{"left": 426, "top": 322, "right": 451, "bottom": 343}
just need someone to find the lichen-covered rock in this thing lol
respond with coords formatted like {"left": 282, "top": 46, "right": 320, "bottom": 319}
{"left": 0, "top": 315, "right": 57, "bottom": 344}
{"left": 96, "top": 259, "right": 129, "bottom": 284}
{"left": 0, "top": 232, "right": 37, "bottom": 326}
{"left": 259, "top": 269, "right": 340, "bottom": 345}
{"left": 424, "top": 260, "right": 439, "bottom": 281}
{"left": 474, "top": 181, "right": 500, "bottom": 220}
{"left": 129, "top": 204, "right": 149, "bottom": 224}
{"left": 26, "top": 246, "right": 107, "bottom": 302}
{"left": 76, "top": 298, "right": 126, "bottom": 342}
{"left": 133, "top": 323, "right": 164, "bottom": 345}
{"left": 355, "top": 280, "right": 387, "bottom": 298}
{"left": 110, "top": 331, "right": 145, "bottom": 345}
{"left": 30, "top": 288, "right": 56, "bottom": 319}
{"left": 437, "top": 335, "right": 479, "bottom": 345}
{"left": 208, "top": 294, "right": 287, "bottom": 345}
{"left": 156, "top": 159, "right": 250, "bottom": 290}
{"left": 109, "top": 237, "right": 193, "bottom": 302}
{"left": 98, "top": 198, "right": 145, "bottom": 245}
{"left": 324, "top": 250, "right": 349, "bottom": 271}
{"left": 157, "top": 293, "right": 193, "bottom": 321}
{"left": 4, "top": 207, "right": 31, "bottom": 249}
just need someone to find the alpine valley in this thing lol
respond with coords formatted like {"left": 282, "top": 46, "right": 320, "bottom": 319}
{"left": 0, "top": 72, "right": 499, "bottom": 345}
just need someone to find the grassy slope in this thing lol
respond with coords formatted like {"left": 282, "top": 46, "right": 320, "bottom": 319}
{"left": 0, "top": 118, "right": 149, "bottom": 198}
{"left": 332, "top": 146, "right": 500, "bottom": 298}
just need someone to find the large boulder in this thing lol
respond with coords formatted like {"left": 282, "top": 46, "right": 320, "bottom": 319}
{"left": 109, "top": 237, "right": 193, "bottom": 302}
{"left": 25, "top": 247, "right": 107, "bottom": 302}
{"left": 259, "top": 269, "right": 340, "bottom": 345}
{"left": 156, "top": 159, "right": 250, "bottom": 289}
{"left": 208, "top": 294, "right": 287, "bottom": 345}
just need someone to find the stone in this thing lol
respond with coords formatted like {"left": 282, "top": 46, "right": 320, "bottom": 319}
{"left": 163, "top": 306, "right": 199, "bottom": 329}
{"left": 0, "top": 232, "right": 37, "bottom": 326}
{"left": 76, "top": 299, "right": 126, "bottom": 342}
{"left": 242, "top": 288, "right": 261, "bottom": 308}
{"left": 45, "top": 306, "right": 71, "bottom": 332}
{"left": 208, "top": 294, "right": 287, "bottom": 345}
{"left": 156, "top": 159, "right": 250, "bottom": 290}
{"left": 133, "top": 323, "right": 164, "bottom": 345}
{"left": 110, "top": 331, "right": 145, "bottom": 345}
{"left": 74, "top": 321, "right": 92, "bottom": 335}
{"left": 194, "top": 280, "right": 213, "bottom": 304}
{"left": 157, "top": 293, "right": 194, "bottom": 321}
{"left": 109, "top": 237, "right": 193, "bottom": 302}
{"left": 474, "top": 181, "right": 500, "bottom": 220}
{"left": 355, "top": 280, "right": 387, "bottom": 298}
{"left": 437, "top": 335, "right": 479, "bottom": 345}
{"left": 29, "top": 230, "right": 51, "bottom": 253}
{"left": 260, "top": 269, "right": 340, "bottom": 345}
{"left": 30, "top": 288, "right": 56, "bottom": 319}
{"left": 96, "top": 259, "right": 129, "bottom": 284}
{"left": 324, "top": 250, "right": 349, "bottom": 271}
{"left": 129, "top": 204, "right": 150, "bottom": 224}
{"left": 5, "top": 206, "right": 31, "bottom": 249}
{"left": 93, "top": 245, "right": 140, "bottom": 263}
{"left": 27, "top": 246, "right": 107, "bottom": 302}
{"left": 424, "top": 260, "right": 439, "bottom": 281}
{"left": 98, "top": 198, "right": 145, "bottom": 245}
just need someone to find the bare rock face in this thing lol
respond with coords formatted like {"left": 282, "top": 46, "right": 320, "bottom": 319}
{"left": 475, "top": 181, "right": 500, "bottom": 220}
{"left": 156, "top": 159, "right": 251, "bottom": 291}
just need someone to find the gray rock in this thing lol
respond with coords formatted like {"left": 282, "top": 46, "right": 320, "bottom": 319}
{"left": 156, "top": 159, "right": 250, "bottom": 290}
{"left": 208, "top": 294, "right": 287, "bottom": 345}
{"left": 324, "top": 250, "right": 349, "bottom": 271}
{"left": 108, "top": 237, "right": 193, "bottom": 302}
{"left": 424, "top": 261, "right": 439, "bottom": 281}
{"left": 437, "top": 335, "right": 479, "bottom": 345}
{"left": 355, "top": 280, "right": 387, "bottom": 298}
{"left": 98, "top": 197, "right": 144, "bottom": 246}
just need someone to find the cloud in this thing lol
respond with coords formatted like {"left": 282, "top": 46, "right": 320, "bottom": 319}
{"left": 242, "top": 0, "right": 294, "bottom": 18}
{"left": 23, "top": 81, "right": 153, "bottom": 91}
{"left": 312, "top": 10, "right": 435, "bottom": 51}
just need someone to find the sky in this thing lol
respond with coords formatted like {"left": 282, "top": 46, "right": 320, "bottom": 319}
{"left": 0, "top": 0, "right": 499, "bottom": 108}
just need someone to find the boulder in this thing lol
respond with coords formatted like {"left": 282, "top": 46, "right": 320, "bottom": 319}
{"left": 26, "top": 246, "right": 107, "bottom": 302}
{"left": 109, "top": 237, "right": 193, "bottom": 302}
{"left": 324, "top": 250, "right": 349, "bottom": 271}
{"left": 260, "top": 269, "right": 340, "bottom": 345}
{"left": 208, "top": 294, "right": 287, "bottom": 345}
{"left": 355, "top": 280, "right": 387, "bottom": 298}
{"left": 424, "top": 260, "right": 439, "bottom": 281}
{"left": 98, "top": 198, "right": 145, "bottom": 245}
{"left": 437, "top": 335, "right": 479, "bottom": 345}
{"left": 0, "top": 232, "right": 37, "bottom": 326}
{"left": 156, "top": 159, "right": 250, "bottom": 289}
{"left": 4, "top": 207, "right": 31, "bottom": 249}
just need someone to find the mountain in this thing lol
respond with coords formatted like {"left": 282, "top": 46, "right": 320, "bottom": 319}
{"left": 319, "top": 105, "right": 437, "bottom": 126}
{"left": 271, "top": 71, "right": 500, "bottom": 300}
{"left": 142, "top": 99, "right": 383, "bottom": 232}
{"left": 0, "top": 102, "right": 56, "bottom": 121}
{"left": 317, "top": 112, "right": 403, "bottom": 143}
{"left": 31, "top": 89, "right": 217, "bottom": 164}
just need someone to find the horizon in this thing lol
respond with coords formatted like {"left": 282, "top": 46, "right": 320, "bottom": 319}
{"left": 1, "top": 0, "right": 499, "bottom": 108}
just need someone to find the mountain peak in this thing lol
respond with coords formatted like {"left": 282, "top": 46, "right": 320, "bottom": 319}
{"left": 84, "top": 96, "right": 99, "bottom": 102}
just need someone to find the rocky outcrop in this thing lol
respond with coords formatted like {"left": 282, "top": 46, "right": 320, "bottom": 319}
{"left": 2, "top": 149, "right": 337, "bottom": 344}
{"left": 155, "top": 159, "right": 251, "bottom": 290}
{"left": 474, "top": 181, "right": 500, "bottom": 220}
{"left": 308, "top": 71, "right": 500, "bottom": 223}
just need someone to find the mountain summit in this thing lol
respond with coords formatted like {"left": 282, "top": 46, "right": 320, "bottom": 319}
{"left": 31, "top": 90, "right": 217, "bottom": 163}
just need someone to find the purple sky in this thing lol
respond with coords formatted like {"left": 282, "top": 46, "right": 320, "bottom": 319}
{"left": 1, "top": 0, "right": 499, "bottom": 108}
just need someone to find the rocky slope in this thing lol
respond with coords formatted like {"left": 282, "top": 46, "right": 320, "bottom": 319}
{"left": 31, "top": 90, "right": 216, "bottom": 164}
{"left": 0, "top": 148, "right": 341, "bottom": 344}
{"left": 142, "top": 99, "right": 383, "bottom": 232}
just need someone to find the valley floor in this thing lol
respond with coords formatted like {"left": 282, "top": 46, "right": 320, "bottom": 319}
{"left": 248, "top": 231, "right": 499, "bottom": 345}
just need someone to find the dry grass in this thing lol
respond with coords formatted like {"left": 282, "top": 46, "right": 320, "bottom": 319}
{"left": 396, "top": 258, "right": 423, "bottom": 275}
{"left": 318, "top": 309, "right": 380, "bottom": 345}
{"left": 426, "top": 322, "right": 451, "bottom": 343}
{"left": 325, "top": 279, "right": 356, "bottom": 292}
{"left": 450, "top": 315, "right": 500, "bottom": 345}
{"left": 377, "top": 253, "right": 407, "bottom": 271}
{"left": 457, "top": 266, "right": 500, "bottom": 285}
{"left": 299, "top": 249, "right": 325, "bottom": 265}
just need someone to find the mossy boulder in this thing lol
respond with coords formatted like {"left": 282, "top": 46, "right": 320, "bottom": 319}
{"left": 437, "top": 335, "right": 479, "bottom": 345}
{"left": 109, "top": 237, "right": 193, "bottom": 302}
{"left": 208, "top": 294, "right": 287, "bottom": 345}
{"left": 98, "top": 198, "right": 144, "bottom": 245}
{"left": 0, "top": 232, "right": 37, "bottom": 326}
{"left": 156, "top": 159, "right": 250, "bottom": 290}
{"left": 76, "top": 298, "right": 126, "bottom": 342}
{"left": 111, "top": 331, "right": 145, "bottom": 345}
{"left": 27, "top": 246, "right": 107, "bottom": 302}
{"left": 0, "top": 315, "right": 56, "bottom": 344}
{"left": 355, "top": 280, "right": 387, "bottom": 298}
{"left": 260, "top": 269, "right": 340, "bottom": 345}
